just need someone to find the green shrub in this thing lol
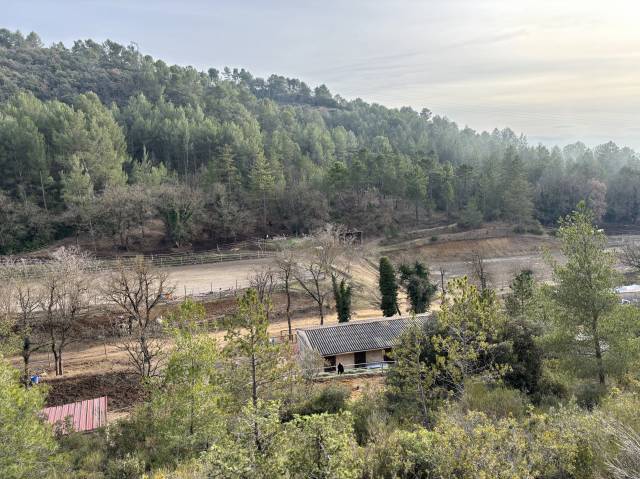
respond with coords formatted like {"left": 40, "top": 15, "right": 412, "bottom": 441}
{"left": 495, "top": 317, "right": 543, "bottom": 395}
{"left": 349, "top": 386, "right": 388, "bottom": 444}
{"left": 293, "top": 384, "right": 350, "bottom": 416}
{"left": 458, "top": 382, "right": 528, "bottom": 419}
{"left": 458, "top": 199, "right": 483, "bottom": 230}
{"left": 58, "top": 431, "right": 108, "bottom": 477}
{"left": 105, "top": 455, "right": 145, "bottom": 479}
{"left": 527, "top": 222, "right": 544, "bottom": 235}
{"left": 575, "top": 383, "right": 607, "bottom": 410}
{"left": 531, "top": 375, "right": 569, "bottom": 406}
{"left": 430, "top": 235, "right": 438, "bottom": 242}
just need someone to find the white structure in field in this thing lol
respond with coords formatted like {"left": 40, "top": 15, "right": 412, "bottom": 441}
{"left": 615, "top": 284, "right": 640, "bottom": 304}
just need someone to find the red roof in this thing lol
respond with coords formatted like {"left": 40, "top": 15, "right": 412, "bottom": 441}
{"left": 43, "top": 396, "right": 107, "bottom": 433}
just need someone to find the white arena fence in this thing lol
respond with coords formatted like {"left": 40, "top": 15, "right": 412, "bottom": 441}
{"left": 0, "top": 247, "right": 276, "bottom": 279}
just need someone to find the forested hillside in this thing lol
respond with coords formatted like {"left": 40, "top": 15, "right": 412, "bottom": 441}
{"left": 1, "top": 28, "right": 639, "bottom": 254}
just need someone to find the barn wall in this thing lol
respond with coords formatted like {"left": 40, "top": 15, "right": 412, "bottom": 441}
{"left": 366, "top": 349, "right": 384, "bottom": 364}
{"left": 335, "top": 353, "right": 354, "bottom": 368}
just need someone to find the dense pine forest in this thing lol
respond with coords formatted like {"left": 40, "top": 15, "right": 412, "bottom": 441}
{"left": 1, "top": 28, "right": 639, "bottom": 253}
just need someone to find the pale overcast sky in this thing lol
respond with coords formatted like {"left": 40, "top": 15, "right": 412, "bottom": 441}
{"left": 4, "top": 0, "right": 640, "bottom": 149}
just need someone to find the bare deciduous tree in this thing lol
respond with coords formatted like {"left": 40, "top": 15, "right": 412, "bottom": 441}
{"left": 275, "top": 249, "right": 296, "bottom": 338}
{"left": 1, "top": 261, "right": 48, "bottom": 381}
{"left": 468, "top": 250, "right": 490, "bottom": 294}
{"left": 621, "top": 241, "right": 640, "bottom": 272}
{"left": 439, "top": 266, "right": 447, "bottom": 305}
{"left": 249, "top": 266, "right": 276, "bottom": 319}
{"left": 0, "top": 275, "right": 17, "bottom": 355}
{"left": 294, "top": 225, "right": 352, "bottom": 325}
{"left": 39, "top": 248, "right": 94, "bottom": 376}
{"left": 104, "top": 258, "right": 173, "bottom": 378}
{"left": 298, "top": 347, "right": 326, "bottom": 382}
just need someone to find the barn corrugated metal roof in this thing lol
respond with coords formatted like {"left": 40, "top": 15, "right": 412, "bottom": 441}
{"left": 43, "top": 396, "right": 107, "bottom": 433}
{"left": 297, "top": 314, "right": 432, "bottom": 356}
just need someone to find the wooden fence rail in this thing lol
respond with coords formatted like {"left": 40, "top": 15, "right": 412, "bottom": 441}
{"left": 1, "top": 249, "right": 276, "bottom": 279}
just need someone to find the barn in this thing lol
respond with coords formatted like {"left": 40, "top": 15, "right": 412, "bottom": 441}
{"left": 297, "top": 314, "right": 431, "bottom": 371}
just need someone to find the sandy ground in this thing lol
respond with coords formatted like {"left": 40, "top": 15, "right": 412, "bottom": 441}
{"left": 166, "top": 257, "right": 275, "bottom": 297}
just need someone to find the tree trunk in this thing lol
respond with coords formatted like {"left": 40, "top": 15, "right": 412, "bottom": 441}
{"left": 592, "top": 316, "right": 606, "bottom": 385}
{"left": 262, "top": 192, "right": 267, "bottom": 233}
{"left": 318, "top": 300, "right": 324, "bottom": 325}
{"left": 22, "top": 353, "right": 30, "bottom": 385}
{"left": 40, "top": 170, "right": 48, "bottom": 212}
{"left": 250, "top": 351, "right": 262, "bottom": 452}
{"left": 285, "top": 279, "right": 292, "bottom": 338}
{"left": 141, "top": 335, "right": 151, "bottom": 377}
{"left": 311, "top": 277, "right": 325, "bottom": 325}
{"left": 417, "top": 366, "right": 429, "bottom": 425}
{"left": 52, "top": 346, "right": 63, "bottom": 376}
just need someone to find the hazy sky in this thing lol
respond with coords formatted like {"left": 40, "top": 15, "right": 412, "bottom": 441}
{"left": 5, "top": 0, "right": 640, "bottom": 149}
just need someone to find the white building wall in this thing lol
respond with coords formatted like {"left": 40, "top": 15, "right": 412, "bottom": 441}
{"left": 335, "top": 353, "right": 354, "bottom": 368}
{"left": 366, "top": 349, "right": 384, "bottom": 364}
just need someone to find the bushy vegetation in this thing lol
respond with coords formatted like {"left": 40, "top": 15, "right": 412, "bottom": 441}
{"left": 2, "top": 204, "right": 640, "bottom": 478}
{"left": 1, "top": 29, "right": 640, "bottom": 253}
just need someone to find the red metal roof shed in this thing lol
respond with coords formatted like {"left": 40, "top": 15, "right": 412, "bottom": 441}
{"left": 43, "top": 396, "right": 107, "bottom": 433}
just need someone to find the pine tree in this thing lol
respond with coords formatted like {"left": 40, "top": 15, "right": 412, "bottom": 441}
{"left": 0, "top": 357, "right": 59, "bottom": 478}
{"left": 332, "top": 274, "right": 352, "bottom": 323}
{"left": 458, "top": 198, "right": 483, "bottom": 230}
{"left": 404, "top": 165, "right": 428, "bottom": 222}
{"left": 249, "top": 151, "right": 275, "bottom": 232}
{"left": 500, "top": 147, "right": 534, "bottom": 225}
{"left": 213, "top": 144, "right": 240, "bottom": 193}
{"left": 550, "top": 202, "right": 619, "bottom": 385}
{"left": 399, "top": 261, "right": 438, "bottom": 314}
{"left": 386, "top": 320, "right": 434, "bottom": 424}
{"left": 379, "top": 257, "right": 399, "bottom": 316}
{"left": 504, "top": 269, "right": 535, "bottom": 317}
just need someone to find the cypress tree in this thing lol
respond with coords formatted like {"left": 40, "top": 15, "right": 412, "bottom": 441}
{"left": 379, "top": 257, "right": 400, "bottom": 316}
{"left": 332, "top": 274, "right": 352, "bottom": 323}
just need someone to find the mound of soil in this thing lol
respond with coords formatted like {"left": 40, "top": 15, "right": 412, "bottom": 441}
{"left": 43, "top": 371, "right": 145, "bottom": 411}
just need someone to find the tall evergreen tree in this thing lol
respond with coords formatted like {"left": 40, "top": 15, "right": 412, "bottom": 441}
{"left": 332, "top": 274, "right": 352, "bottom": 323}
{"left": 249, "top": 151, "right": 275, "bottom": 233}
{"left": 500, "top": 147, "right": 534, "bottom": 225}
{"left": 215, "top": 144, "right": 240, "bottom": 194}
{"left": 549, "top": 202, "right": 619, "bottom": 385}
{"left": 504, "top": 269, "right": 535, "bottom": 318}
{"left": 0, "top": 357, "right": 59, "bottom": 478}
{"left": 379, "top": 257, "right": 400, "bottom": 316}
{"left": 404, "top": 165, "right": 428, "bottom": 222}
{"left": 399, "top": 261, "right": 438, "bottom": 314}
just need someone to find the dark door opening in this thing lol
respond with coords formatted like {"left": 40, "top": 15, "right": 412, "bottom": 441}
{"left": 325, "top": 355, "right": 336, "bottom": 373}
{"left": 354, "top": 351, "right": 366, "bottom": 368}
